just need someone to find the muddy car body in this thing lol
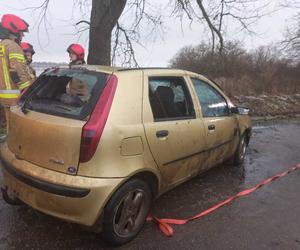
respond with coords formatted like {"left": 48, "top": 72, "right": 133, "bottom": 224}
{"left": 0, "top": 66, "right": 251, "bottom": 245}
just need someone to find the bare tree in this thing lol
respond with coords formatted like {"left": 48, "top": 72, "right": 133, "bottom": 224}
{"left": 26, "top": 0, "right": 163, "bottom": 66}
{"left": 170, "top": 40, "right": 300, "bottom": 95}
{"left": 282, "top": 12, "right": 300, "bottom": 63}
{"left": 110, "top": 0, "right": 163, "bottom": 67}
{"left": 87, "top": 0, "right": 127, "bottom": 65}
{"left": 21, "top": 0, "right": 276, "bottom": 65}
{"left": 173, "top": 0, "right": 275, "bottom": 54}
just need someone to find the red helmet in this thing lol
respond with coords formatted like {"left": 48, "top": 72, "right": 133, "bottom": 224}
{"left": 1, "top": 14, "right": 29, "bottom": 34}
{"left": 67, "top": 44, "right": 85, "bottom": 60}
{"left": 21, "top": 42, "right": 35, "bottom": 55}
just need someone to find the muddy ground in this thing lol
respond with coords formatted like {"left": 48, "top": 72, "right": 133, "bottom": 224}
{"left": 0, "top": 118, "right": 300, "bottom": 249}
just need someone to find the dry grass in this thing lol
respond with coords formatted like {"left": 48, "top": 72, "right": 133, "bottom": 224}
{"left": 231, "top": 94, "right": 300, "bottom": 116}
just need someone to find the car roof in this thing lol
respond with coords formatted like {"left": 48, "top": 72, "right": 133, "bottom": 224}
{"left": 61, "top": 65, "right": 188, "bottom": 75}
{"left": 51, "top": 65, "right": 225, "bottom": 93}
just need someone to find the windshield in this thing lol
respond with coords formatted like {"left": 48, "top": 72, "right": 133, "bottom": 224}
{"left": 19, "top": 68, "right": 109, "bottom": 120}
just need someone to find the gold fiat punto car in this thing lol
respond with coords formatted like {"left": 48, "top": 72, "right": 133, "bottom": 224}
{"left": 0, "top": 66, "right": 251, "bottom": 245}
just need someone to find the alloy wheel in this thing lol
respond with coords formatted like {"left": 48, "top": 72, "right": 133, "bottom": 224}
{"left": 113, "top": 189, "right": 146, "bottom": 237}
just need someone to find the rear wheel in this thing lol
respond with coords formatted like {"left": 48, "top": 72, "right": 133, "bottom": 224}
{"left": 233, "top": 134, "right": 248, "bottom": 165}
{"left": 101, "top": 179, "right": 152, "bottom": 245}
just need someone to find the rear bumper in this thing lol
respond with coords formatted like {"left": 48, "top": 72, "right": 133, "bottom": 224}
{"left": 2, "top": 160, "right": 90, "bottom": 198}
{"left": 0, "top": 143, "right": 124, "bottom": 226}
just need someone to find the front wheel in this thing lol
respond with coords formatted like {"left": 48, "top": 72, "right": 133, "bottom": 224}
{"left": 101, "top": 179, "right": 152, "bottom": 245}
{"left": 233, "top": 134, "right": 248, "bottom": 165}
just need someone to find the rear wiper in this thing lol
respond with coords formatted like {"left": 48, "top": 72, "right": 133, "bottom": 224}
{"left": 21, "top": 101, "right": 29, "bottom": 114}
{"left": 21, "top": 96, "right": 32, "bottom": 114}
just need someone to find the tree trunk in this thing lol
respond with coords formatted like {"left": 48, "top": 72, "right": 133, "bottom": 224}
{"left": 87, "top": 0, "right": 127, "bottom": 65}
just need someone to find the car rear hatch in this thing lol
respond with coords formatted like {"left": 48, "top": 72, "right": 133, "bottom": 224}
{"left": 7, "top": 67, "right": 110, "bottom": 175}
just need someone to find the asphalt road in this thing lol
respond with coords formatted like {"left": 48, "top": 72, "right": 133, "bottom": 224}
{"left": 0, "top": 119, "right": 300, "bottom": 250}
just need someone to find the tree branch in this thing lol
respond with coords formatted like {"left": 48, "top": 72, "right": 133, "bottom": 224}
{"left": 196, "top": 0, "right": 224, "bottom": 53}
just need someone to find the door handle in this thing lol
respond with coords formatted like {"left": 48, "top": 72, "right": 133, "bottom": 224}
{"left": 208, "top": 124, "right": 215, "bottom": 131}
{"left": 156, "top": 130, "right": 169, "bottom": 138}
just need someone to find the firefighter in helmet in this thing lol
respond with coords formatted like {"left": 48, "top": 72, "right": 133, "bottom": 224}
{"left": 20, "top": 42, "right": 36, "bottom": 80}
{"left": 66, "top": 43, "right": 87, "bottom": 99}
{"left": 0, "top": 14, "right": 33, "bottom": 139}
{"left": 67, "top": 43, "right": 85, "bottom": 65}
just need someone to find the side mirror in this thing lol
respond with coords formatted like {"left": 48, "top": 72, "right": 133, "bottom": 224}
{"left": 230, "top": 106, "right": 250, "bottom": 115}
{"left": 237, "top": 107, "right": 250, "bottom": 115}
{"left": 230, "top": 107, "right": 239, "bottom": 114}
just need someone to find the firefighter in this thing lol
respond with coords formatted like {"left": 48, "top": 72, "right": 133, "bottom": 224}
{"left": 20, "top": 42, "right": 36, "bottom": 80}
{"left": 67, "top": 43, "right": 85, "bottom": 65}
{"left": 66, "top": 43, "right": 87, "bottom": 98}
{"left": 0, "top": 14, "right": 33, "bottom": 139}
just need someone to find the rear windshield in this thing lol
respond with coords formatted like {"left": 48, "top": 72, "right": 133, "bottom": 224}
{"left": 19, "top": 68, "right": 109, "bottom": 120}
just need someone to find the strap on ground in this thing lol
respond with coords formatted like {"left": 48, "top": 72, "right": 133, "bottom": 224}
{"left": 148, "top": 163, "right": 300, "bottom": 237}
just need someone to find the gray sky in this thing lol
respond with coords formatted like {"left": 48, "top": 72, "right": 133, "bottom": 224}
{"left": 1, "top": 0, "right": 298, "bottom": 66}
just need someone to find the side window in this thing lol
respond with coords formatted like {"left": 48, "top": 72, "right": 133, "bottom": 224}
{"left": 148, "top": 76, "right": 195, "bottom": 121}
{"left": 191, "top": 78, "right": 229, "bottom": 117}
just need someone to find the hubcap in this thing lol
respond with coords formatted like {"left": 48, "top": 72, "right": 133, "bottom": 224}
{"left": 113, "top": 189, "right": 146, "bottom": 237}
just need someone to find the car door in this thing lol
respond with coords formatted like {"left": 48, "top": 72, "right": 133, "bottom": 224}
{"left": 143, "top": 72, "right": 207, "bottom": 189}
{"left": 189, "top": 77, "right": 239, "bottom": 170}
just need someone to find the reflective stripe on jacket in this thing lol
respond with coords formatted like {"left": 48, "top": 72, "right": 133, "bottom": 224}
{"left": 0, "top": 89, "right": 20, "bottom": 99}
{"left": 0, "top": 39, "right": 32, "bottom": 105}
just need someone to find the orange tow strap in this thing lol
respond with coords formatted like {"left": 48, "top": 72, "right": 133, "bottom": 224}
{"left": 148, "top": 163, "right": 300, "bottom": 237}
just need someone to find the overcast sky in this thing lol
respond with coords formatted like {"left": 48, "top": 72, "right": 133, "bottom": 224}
{"left": 1, "top": 0, "right": 299, "bottom": 66}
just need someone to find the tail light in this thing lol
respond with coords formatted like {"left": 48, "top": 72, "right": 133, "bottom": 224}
{"left": 79, "top": 74, "right": 118, "bottom": 163}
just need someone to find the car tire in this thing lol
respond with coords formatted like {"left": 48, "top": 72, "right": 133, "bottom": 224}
{"left": 233, "top": 133, "right": 248, "bottom": 165}
{"left": 101, "top": 179, "right": 152, "bottom": 245}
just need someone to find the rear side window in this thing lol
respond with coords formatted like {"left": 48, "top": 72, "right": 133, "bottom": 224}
{"left": 148, "top": 76, "right": 195, "bottom": 121}
{"left": 191, "top": 78, "right": 229, "bottom": 117}
{"left": 20, "top": 68, "right": 109, "bottom": 120}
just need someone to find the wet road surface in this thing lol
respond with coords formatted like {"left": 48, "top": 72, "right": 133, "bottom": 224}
{"left": 0, "top": 119, "right": 300, "bottom": 249}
